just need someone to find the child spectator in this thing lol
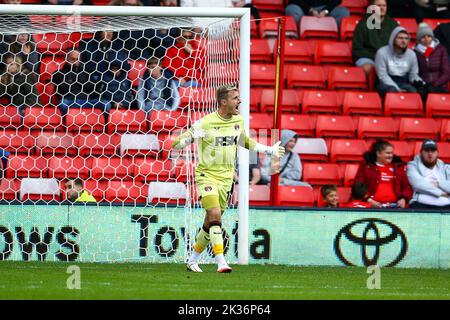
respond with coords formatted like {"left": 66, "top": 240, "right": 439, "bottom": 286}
{"left": 344, "top": 182, "right": 371, "bottom": 208}
{"left": 320, "top": 184, "right": 339, "bottom": 208}
{"left": 98, "top": 60, "right": 134, "bottom": 110}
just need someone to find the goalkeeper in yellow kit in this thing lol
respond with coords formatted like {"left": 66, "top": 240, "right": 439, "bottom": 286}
{"left": 171, "top": 85, "right": 285, "bottom": 273}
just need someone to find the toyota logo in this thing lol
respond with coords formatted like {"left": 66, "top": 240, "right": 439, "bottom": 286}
{"left": 334, "top": 218, "right": 408, "bottom": 267}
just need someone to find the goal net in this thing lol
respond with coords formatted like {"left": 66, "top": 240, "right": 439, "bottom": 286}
{"left": 0, "top": 5, "right": 250, "bottom": 264}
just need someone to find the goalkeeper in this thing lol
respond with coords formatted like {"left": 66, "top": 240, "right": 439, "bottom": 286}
{"left": 171, "top": 85, "right": 285, "bottom": 273}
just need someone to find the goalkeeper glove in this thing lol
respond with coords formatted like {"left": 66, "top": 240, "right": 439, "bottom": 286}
{"left": 255, "top": 141, "right": 285, "bottom": 158}
{"left": 191, "top": 121, "right": 206, "bottom": 139}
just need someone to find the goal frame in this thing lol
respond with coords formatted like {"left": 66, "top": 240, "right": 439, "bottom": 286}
{"left": 0, "top": 4, "right": 251, "bottom": 265}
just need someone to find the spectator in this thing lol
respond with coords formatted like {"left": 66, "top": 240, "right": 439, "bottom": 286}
{"left": 260, "top": 129, "right": 312, "bottom": 187}
{"left": 375, "top": 26, "right": 425, "bottom": 97}
{"left": 0, "top": 57, "right": 41, "bottom": 117}
{"left": 79, "top": 30, "right": 130, "bottom": 82}
{"left": 65, "top": 179, "right": 97, "bottom": 203}
{"left": 355, "top": 140, "right": 413, "bottom": 208}
{"left": 387, "top": 0, "right": 414, "bottom": 18}
{"left": 320, "top": 184, "right": 339, "bottom": 208}
{"left": 414, "top": 23, "right": 450, "bottom": 99}
{"left": 352, "top": 0, "right": 398, "bottom": 76}
{"left": 407, "top": 139, "right": 450, "bottom": 210}
{"left": 433, "top": 22, "right": 450, "bottom": 63}
{"left": 233, "top": 151, "right": 263, "bottom": 185}
{"left": 137, "top": 57, "right": 180, "bottom": 112}
{"left": 343, "top": 182, "right": 371, "bottom": 208}
{"left": 3, "top": 31, "right": 40, "bottom": 77}
{"left": 159, "top": 0, "right": 178, "bottom": 5}
{"left": 413, "top": 0, "right": 450, "bottom": 23}
{"left": 162, "top": 28, "right": 204, "bottom": 87}
{"left": 285, "top": 0, "right": 350, "bottom": 27}
{"left": 231, "top": 1, "right": 261, "bottom": 22}
{"left": 52, "top": 49, "right": 109, "bottom": 116}
{"left": 98, "top": 60, "right": 134, "bottom": 110}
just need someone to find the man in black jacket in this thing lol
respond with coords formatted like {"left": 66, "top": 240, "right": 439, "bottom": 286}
{"left": 285, "top": 0, "right": 349, "bottom": 27}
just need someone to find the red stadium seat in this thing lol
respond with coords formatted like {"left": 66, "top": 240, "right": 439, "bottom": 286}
{"left": 249, "top": 185, "right": 271, "bottom": 206}
{"left": 133, "top": 158, "right": 172, "bottom": 182}
{"left": 423, "top": 18, "right": 450, "bottom": 31}
{"left": 0, "top": 129, "right": 34, "bottom": 155}
{"left": 314, "top": 41, "right": 352, "bottom": 65}
{"left": 330, "top": 139, "right": 368, "bottom": 162}
{"left": 317, "top": 187, "right": 352, "bottom": 207}
{"left": 0, "top": 178, "right": 19, "bottom": 201}
{"left": 250, "top": 112, "right": 274, "bottom": 131}
{"left": 260, "top": 89, "right": 301, "bottom": 113}
{"left": 292, "top": 138, "right": 328, "bottom": 162}
{"left": 399, "top": 118, "right": 438, "bottom": 140}
{"left": 342, "top": 91, "right": 382, "bottom": 116}
{"left": 250, "top": 89, "right": 262, "bottom": 112}
{"left": 357, "top": 116, "right": 397, "bottom": 139}
{"left": 284, "top": 40, "right": 314, "bottom": 64}
{"left": 91, "top": 157, "right": 133, "bottom": 180}
{"left": 388, "top": 140, "right": 414, "bottom": 162}
{"left": 33, "top": 33, "right": 78, "bottom": 55}
{"left": 384, "top": 93, "right": 424, "bottom": 117}
{"left": 341, "top": 0, "right": 368, "bottom": 15}
{"left": 48, "top": 156, "right": 91, "bottom": 179}
{"left": 250, "top": 39, "right": 272, "bottom": 63}
{"left": 259, "top": 16, "right": 298, "bottom": 38}
{"left": 5, "top": 155, "right": 48, "bottom": 179}
{"left": 105, "top": 180, "right": 148, "bottom": 204}
{"left": 179, "top": 87, "right": 215, "bottom": 109}
{"left": 148, "top": 110, "right": 188, "bottom": 133}
{"left": 340, "top": 16, "right": 362, "bottom": 41}
{"left": 281, "top": 114, "right": 315, "bottom": 137}
{"left": 35, "top": 82, "right": 57, "bottom": 106}
{"left": 252, "top": 0, "right": 284, "bottom": 12}
{"left": 66, "top": 108, "right": 105, "bottom": 133}
{"left": 303, "top": 163, "right": 341, "bottom": 186}
{"left": 108, "top": 109, "right": 147, "bottom": 133}
{"left": 120, "top": 134, "right": 160, "bottom": 158}
{"left": 395, "top": 18, "right": 418, "bottom": 39}
{"left": 0, "top": 106, "right": 22, "bottom": 129}
{"left": 302, "top": 90, "right": 340, "bottom": 114}
{"left": 147, "top": 181, "right": 187, "bottom": 205}
{"left": 316, "top": 115, "right": 355, "bottom": 138}
{"left": 300, "top": 16, "right": 338, "bottom": 39}
{"left": 35, "top": 132, "right": 76, "bottom": 156}
{"left": 275, "top": 186, "right": 315, "bottom": 207}
{"left": 75, "top": 133, "right": 120, "bottom": 157}
{"left": 287, "top": 65, "right": 326, "bottom": 89}
{"left": 172, "top": 159, "right": 195, "bottom": 183}
{"left": 250, "top": 64, "right": 276, "bottom": 87}
{"left": 441, "top": 119, "right": 450, "bottom": 141}
{"left": 127, "top": 60, "right": 147, "bottom": 87}
{"left": 426, "top": 93, "right": 450, "bottom": 117}
{"left": 23, "top": 107, "right": 63, "bottom": 131}
{"left": 328, "top": 66, "right": 367, "bottom": 91}
{"left": 414, "top": 141, "right": 450, "bottom": 162}
{"left": 343, "top": 163, "right": 360, "bottom": 187}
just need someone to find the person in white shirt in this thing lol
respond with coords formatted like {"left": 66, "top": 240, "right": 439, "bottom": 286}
{"left": 407, "top": 139, "right": 450, "bottom": 209}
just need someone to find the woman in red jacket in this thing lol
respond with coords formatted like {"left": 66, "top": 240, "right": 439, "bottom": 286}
{"left": 354, "top": 140, "right": 413, "bottom": 208}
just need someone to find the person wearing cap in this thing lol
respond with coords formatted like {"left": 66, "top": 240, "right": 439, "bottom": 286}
{"left": 407, "top": 139, "right": 450, "bottom": 209}
{"left": 375, "top": 26, "right": 426, "bottom": 97}
{"left": 414, "top": 22, "right": 450, "bottom": 100}
{"left": 260, "top": 129, "right": 311, "bottom": 187}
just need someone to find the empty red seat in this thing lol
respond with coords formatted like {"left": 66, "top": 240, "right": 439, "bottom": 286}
{"left": 275, "top": 185, "right": 315, "bottom": 207}
{"left": 316, "top": 115, "right": 355, "bottom": 138}
{"left": 39, "top": 55, "right": 65, "bottom": 83}
{"left": 388, "top": 140, "right": 414, "bottom": 162}
{"left": 0, "top": 178, "right": 19, "bottom": 201}
{"left": 0, "top": 105, "right": 22, "bottom": 129}
{"left": 281, "top": 114, "right": 315, "bottom": 137}
{"left": 133, "top": 158, "right": 172, "bottom": 182}
{"left": 23, "top": 107, "right": 63, "bottom": 131}
{"left": 300, "top": 16, "right": 338, "bottom": 39}
{"left": 426, "top": 93, "right": 450, "bottom": 117}
{"left": 343, "top": 163, "right": 360, "bottom": 187}
{"left": 66, "top": 108, "right": 105, "bottom": 133}
{"left": 328, "top": 66, "right": 367, "bottom": 91}
{"left": 358, "top": 116, "right": 397, "bottom": 139}
{"left": 341, "top": 0, "right": 368, "bottom": 15}
{"left": 0, "top": 129, "right": 34, "bottom": 155}
{"left": 384, "top": 92, "right": 424, "bottom": 117}
{"left": 33, "top": 33, "right": 77, "bottom": 55}
{"left": 302, "top": 90, "right": 340, "bottom": 114}
{"left": 35, "top": 132, "right": 76, "bottom": 156}
{"left": 127, "top": 59, "right": 147, "bottom": 87}
{"left": 108, "top": 109, "right": 147, "bottom": 133}
{"left": 399, "top": 117, "right": 438, "bottom": 140}
{"left": 6, "top": 155, "right": 48, "bottom": 179}
{"left": 249, "top": 184, "right": 271, "bottom": 206}
{"left": 395, "top": 18, "right": 418, "bottom": 39}
{"left": 48, "top": 156, "right": 91, "bottom": 179}
{"left": 35, "top": 82, "right": 57, "bottom": 106}
{"left": 250, "top": 112, "right": 273, "bottom": 131}
{"left": 179, "top": 87, "right": 215, "bottom": 109}
{"left": 260, "top": 89, "right": 300, "bottom": 113}
{"left": 330, "top": 139, "right": 368, "bottom": 162}
{"left": 91, "top": 157, "right": 133, "bottom": 180}
{"left": 250, "top": 39, "right": 272, "bottom": 63}
{"left": 252, "top": 0, "right": 285, "bottom": 12}
{"left": 314, "top": 41, "right": 352, "bottom": 65}
{"left": 284, "top": 40, "right": 313, "bottom": 64}
{"left": 292, "top": 138, "right": 328, "bottom": 162}
{"left": 250, "top": 64, "right": 276, "bottom": 87}
{"left": 440, "top": 119, "right": 450, "bottom": 141}
{"left": 148, "top": 110, "right": 188, "bottom": 133}
{"left": 250, "top": 89, "right": 262, "bottom": 112}
{"left": 342, "top": 91, "right": 382, "bottom": 116}
{"left": 303, "top": 163, "right": 341, "bottom": 186}
{"left": 105, "top": 180, "right": 148, "bottom": 204}
{"left": 75, "top": 133, "right": 120, "bottom": 156}
{"left": 340, "top": 16, "right": 362, "bottom": 41}
{"left": 287, "top": 65, "right": 326, "bottom": 89}
{"left": 260, "top": 16, "right": 298, "bottom": 38}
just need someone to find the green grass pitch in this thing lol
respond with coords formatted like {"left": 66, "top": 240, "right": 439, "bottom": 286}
{"left": 0, "top": 261, "right": 449, "bottom": 300}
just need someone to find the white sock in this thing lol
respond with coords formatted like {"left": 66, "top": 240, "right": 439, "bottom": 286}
{"left": 215, "top": 253, "right": 227, "bottom": 267}
{"left": 188, "top": 250, "right": 201, "bottom": 264}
